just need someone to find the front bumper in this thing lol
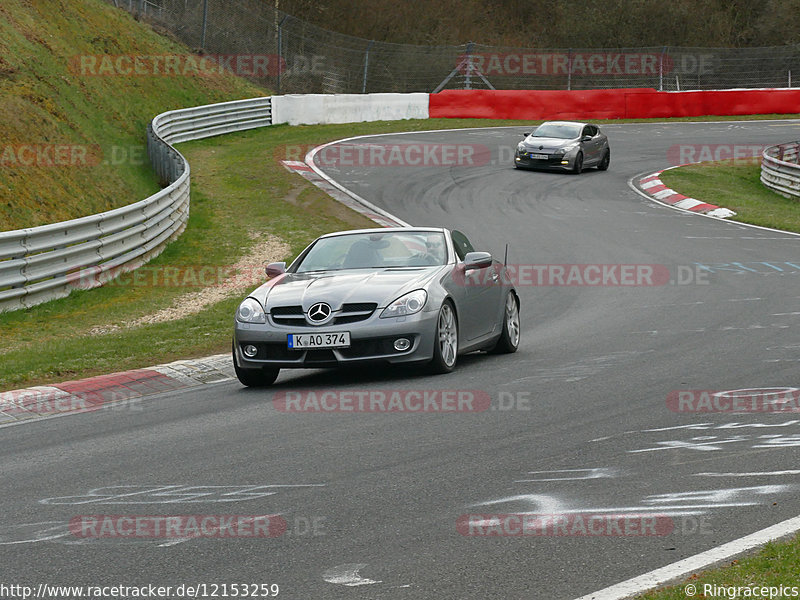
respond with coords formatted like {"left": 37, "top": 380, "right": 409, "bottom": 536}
{"left": 514, "top": 150, "right": 576, "bottom": 171}
{"left": 234, "top": 308, "right": 439, "bottom": 370}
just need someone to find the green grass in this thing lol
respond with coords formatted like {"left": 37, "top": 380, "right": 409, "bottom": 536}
{"left": 0, "top": 117, "right": 549, "bottom": 389}
{"left": 660, "top": 161, "right": 800, "bottom": 233}
{"left": 635, "top": 534, "right": 800, "bottom": 599}
{"left": 3, "top": 115, "right": 800, "bottom": 390}
{"left": 0, "top": 0, "right": 262, "bottom": 231}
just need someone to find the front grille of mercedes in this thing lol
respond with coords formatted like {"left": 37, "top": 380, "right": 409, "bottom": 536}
{"left": 270, "top": 303, "right": 378, "bottom": 327}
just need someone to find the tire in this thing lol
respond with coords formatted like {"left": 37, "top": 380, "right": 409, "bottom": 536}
{"left": 597, "top": 149, "right": 610, "bottom": 171}
{"left": 572, "top": 152, "right": 584, "bottom": 174}
{"left": 429, "top": 301, "right": 458, "bottom": 374}
{"left": 233, "top": 345, "right": 280, "bottom": 387}
{"left": 490, "top": 292, "right": 520, "bottom": 354}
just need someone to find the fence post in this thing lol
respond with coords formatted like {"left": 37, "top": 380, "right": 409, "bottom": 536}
{"left": 362, "top": 40, "right": 374, "bottom": 94}
{"left": 567, "top": 48, "right": 572, "bottom": 91}
{"left": 200, "top": 0, "right": 208, "bottom": 50}
{"left": 277, "top": 16, "right": 288, "bottom": 95}
{"left": 659, "top": 46, "right": 666, "bottom": 91}
{"left": 464, "top": 42, "right": 474, "bottom": 90}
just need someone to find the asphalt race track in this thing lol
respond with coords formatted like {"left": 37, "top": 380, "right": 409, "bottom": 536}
{"left": 2, "top": 120, "right": 800, "bottom": 599}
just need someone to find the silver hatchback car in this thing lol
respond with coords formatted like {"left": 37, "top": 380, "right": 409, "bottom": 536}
{"left": 233, "top": 227, "right": 520, "bottom": 386}
{"left": 514, "top": 120, "right": 610, "bottom": 173}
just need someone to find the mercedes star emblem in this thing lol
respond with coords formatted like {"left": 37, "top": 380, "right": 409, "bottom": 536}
{"left": 307, "top": 302, "right": 332, "bottom": 324}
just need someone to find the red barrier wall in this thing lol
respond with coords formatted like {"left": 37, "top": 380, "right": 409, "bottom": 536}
{"left": 429, "top": 89, "right": 800, "bottom": 120}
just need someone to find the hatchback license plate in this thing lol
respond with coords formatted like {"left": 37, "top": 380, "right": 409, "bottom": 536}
{"left": 531, "top": 153, "right": 548, "bottom": 160}
{"left": 288, "top": 332, "right": 350, "bottom": 349}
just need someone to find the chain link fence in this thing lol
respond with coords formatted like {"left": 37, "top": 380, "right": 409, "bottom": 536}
{"left": 110, "top": 0, "right": 800, "bottom": 94}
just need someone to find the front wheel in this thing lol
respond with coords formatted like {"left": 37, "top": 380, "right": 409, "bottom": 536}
{"left": 572, "top": 152, "right": 584, "bottom": 174}
{"left": 233, "top": 345, "right": 280, "bottom": 387}
{"left": 490, "top": 292, "right": 520, "bottom": 354}
{"left": 597, "top": 149, "right": 610, "bottom": 171}
{"left": 429, "top": 301, "right": 458, "bottom": 374}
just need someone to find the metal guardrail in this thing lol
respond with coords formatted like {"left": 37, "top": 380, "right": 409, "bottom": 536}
{"left": 0, "top": 96, "right": 272, "bottom": 313}
{"left": 761, "top": 142, "right": 800, "bottom": 199}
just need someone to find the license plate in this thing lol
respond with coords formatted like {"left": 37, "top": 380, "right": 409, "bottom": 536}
{"left": 531, "top": 153, "right": 548, "bottom": 160}
{"left": 288, "top": 332, "right": 350, "bottom": 349}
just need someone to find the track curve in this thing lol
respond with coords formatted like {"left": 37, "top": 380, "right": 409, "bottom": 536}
{"left": 1, "top": 120, "right": 800, "bottom": 600}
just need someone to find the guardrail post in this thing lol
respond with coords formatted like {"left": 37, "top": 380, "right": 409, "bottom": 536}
{"left": 761, "top": 141, "right": 800, "bottom": 199}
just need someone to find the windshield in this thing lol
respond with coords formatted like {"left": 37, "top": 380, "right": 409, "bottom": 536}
{"left": 530, "top": 123, "right": 582, "bottom": 139}
{"left": 295, "top": 231, "right": 448, "bottom": 272}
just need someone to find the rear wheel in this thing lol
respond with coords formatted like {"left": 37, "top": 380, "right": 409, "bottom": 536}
{"left": 429, "top": 301, "right": 458, "bottom": 373}
{"left": 233, "top": 345, "right": 280, "bottom": 387}
{"left": 572, "top": 152, "right": 584, "bottom": 174}
{"left": 490, "top": 292, "right": 520, "bottom": 354}
{"left": 597, "top": 149, "right": 610, "bottom": 171}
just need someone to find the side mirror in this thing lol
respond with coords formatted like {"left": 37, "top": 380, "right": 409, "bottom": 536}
{"left": 463, "top": 251, "right": 493, "bottom": 271}
{"left": 522, "top": 132, "right": 531, "bottom": 137}
{"left": 265, "top": 262, "right": 286, "bottom": 278}
{"left": 582, "top": 135, "right": 592, "bottom": 142}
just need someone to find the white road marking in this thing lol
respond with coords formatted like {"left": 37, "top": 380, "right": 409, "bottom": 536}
{"left": 572, "top": 512, "right": 800, "bottom": 600}
{"left": 157, "top": 538, "right": 191, "bottom": 547}
{"left": 695, "top": 470, "right": 800, "bottom": 477}
{"left": 323, "top": 564, "right": 382, "bottom": 587}
{"left": 515, "top": 468, "right": 618, "bottom": 482}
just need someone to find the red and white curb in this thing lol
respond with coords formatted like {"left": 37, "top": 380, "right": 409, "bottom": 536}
{"left": 0, "top": 354, "right": 233, "bottom": 426}
{"left": 637, "top": 169, "right": 736, "bottom": 218}
{"left": 1, "top": 146, "right": 408, "bottom": 428}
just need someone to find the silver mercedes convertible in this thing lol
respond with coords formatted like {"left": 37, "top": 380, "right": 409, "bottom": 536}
{"left": 232, "top": 227, "right": 520, "bottom": 386}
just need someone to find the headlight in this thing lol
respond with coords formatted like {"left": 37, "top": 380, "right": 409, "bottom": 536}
{"left": 380, "top": 290, "right": 427, "bottom": 318}
{"left": 236, "top": 298, "right": 266, "bottom": 323}
{"left": 562, "top": 142, "right": 579, "bottom": 153}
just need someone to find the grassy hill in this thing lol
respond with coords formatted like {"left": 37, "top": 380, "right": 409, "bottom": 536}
{"left": 0, "top": 0, "right": 264, "bottom": 231}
